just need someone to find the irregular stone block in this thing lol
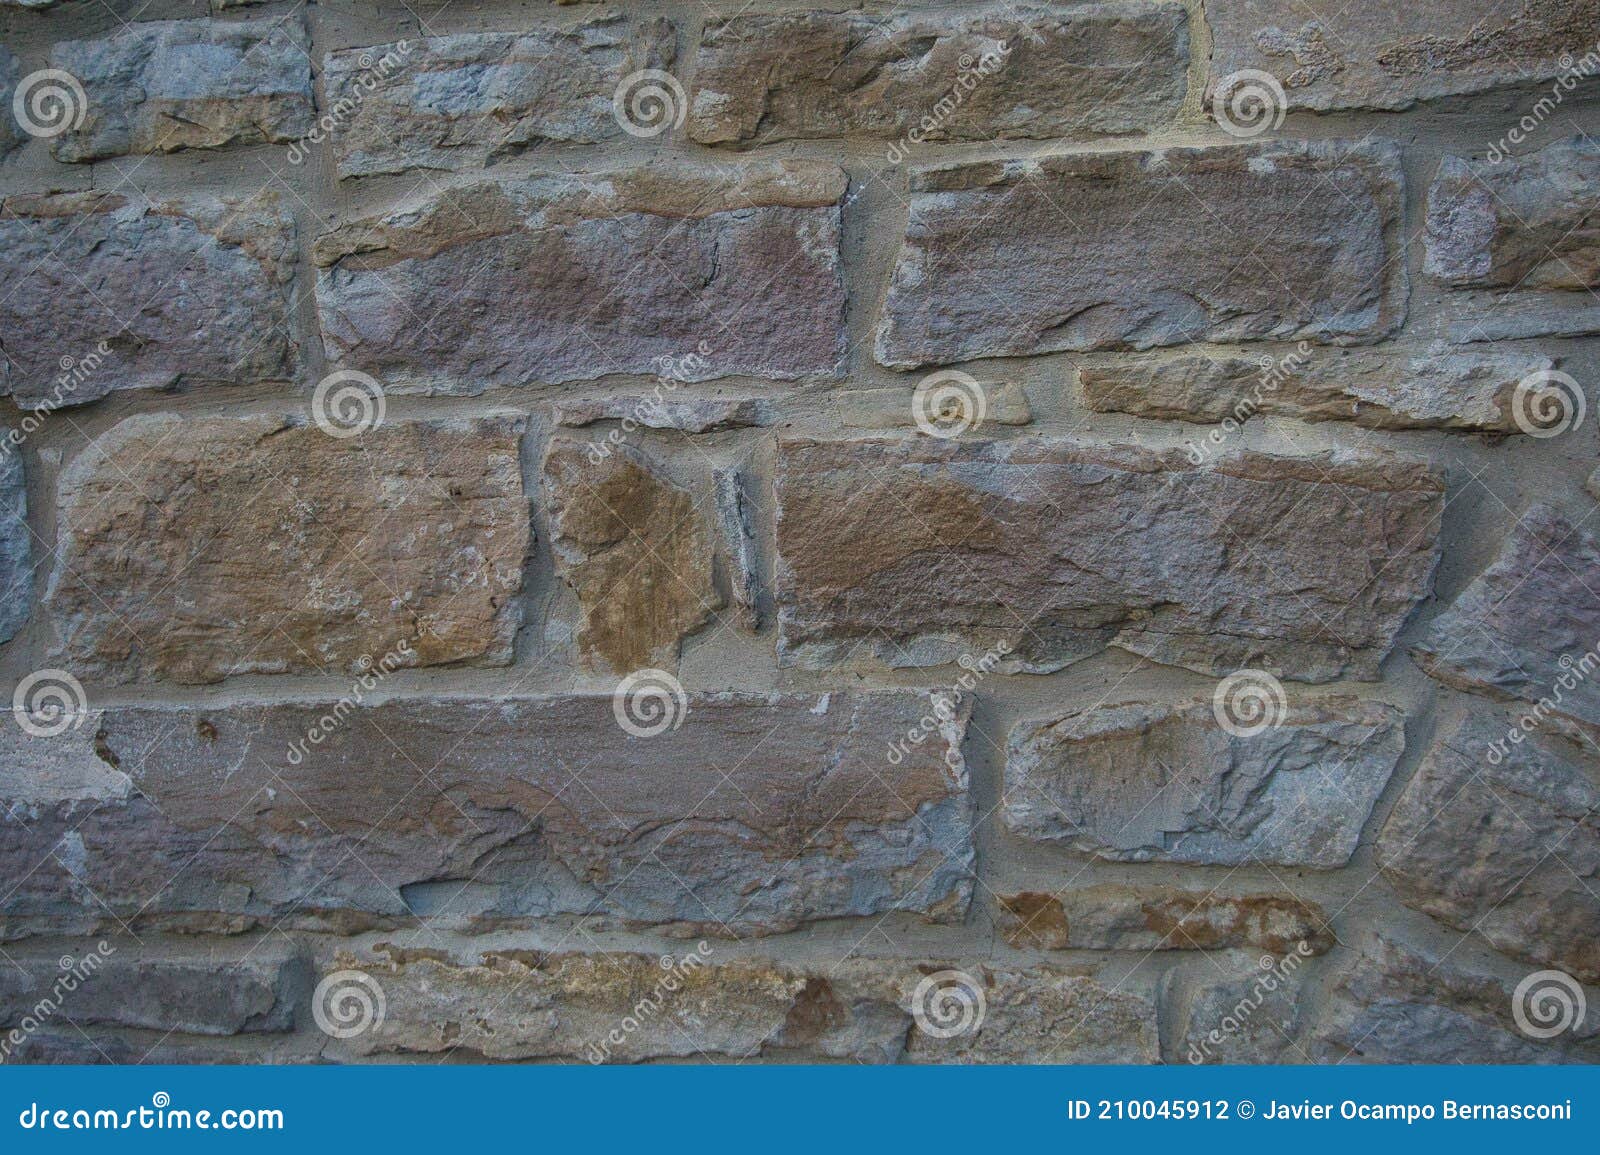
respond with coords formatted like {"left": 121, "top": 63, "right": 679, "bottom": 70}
{"left": 1165, "top": 949, "right": 1314, "bottom": 1064}
{"left": 0, "top": 445, "right": 29, "bottom": 643}
{"left": 996, "top": 886, "right": 1333, "bottom": 953}
{"left": 1079, "top": 345, "right": 1551, "bottom": 432}
{"left": 1413, "top": 505, "right": 1600, "bottom": 730}
{"left": 775, "top": 437, "right": 1442, "bottom": 680}
{"left": 1207, "top": 0, "right": 1598, "bottom": 112}
{"left": 45, "top": 414, "right": 528, "bottom": 684}
{"left": 688, "top": 3, "right": 1187, "bottom": 147}
{"left": 0, "top": 692, "right": 971, "bottom": 938}
{"left": 1427, "top": 138, "right": 1600, "bottom": 291}
{"left": 1379, "top": 714, "right": 1600, "bottom": 983}
{"left": 1003, "top": 697, "right": 1405, "bottom": 867}
{"left": 876, "top": 141, "right": 1405, "bottom": 367}
{"left": 713, "top": 465, "right": 760, "bottom": 631}
{"left": 314, "top": 161, "right": 845, "bottom": 388}
{"left": 0, "top": 45, "right": 20, "bottom": 156}
{"left": 327, "top": 17, "right": 674, "bottom": 178}
{"left": 331, "top": 948, "right": 1155, "bottom": 1063}
{"left": 50, "top": 17, "right": 313, "bottom": 162}
{"left": 0, "top": 192, "right": 295, "bottom": 401}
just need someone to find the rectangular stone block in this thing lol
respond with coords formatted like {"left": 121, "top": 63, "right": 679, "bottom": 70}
{"left": 0, "top": 192, "right": 296, "bottom": 402}
{"left": 313, "top": 160, "right": 846, "bottom": 388}
{"left": 326, "top": 17, "right": 674, "bottom": 177}
{"left": 875, "top": 141, "right": 1406, "bottom": 367}
{"left": 45, "top": 414, "right": 529, "bottom": 684}
{"left": 774, "top": 437, "right": 1442, "bottom": 680}
{"left": 0, "top": 692, "right": 972, "bottom": 938}
{"left": 0, "top": 446, "right": 29, "bottom": 644}
{"left": 50, "top": 16, "right": 314, "bottom": 162}
{"left": 688, "top": 3, "right": 1187, "bottom": 147}
{"left": 996, "top": 886, "right": 1333, "bottom": 954}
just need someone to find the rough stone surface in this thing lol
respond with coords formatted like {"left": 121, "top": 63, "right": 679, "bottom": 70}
{"left": 327, "top": 18, "right": 674, "bottom": 178}
{"left": 1427, "top": 138, "right": 1600, "bottom": 291}
{"left": 1413, "top": 505, "right": 1600, "bottom": 730}
{"left": 1004, "top": 696, "right": 1405, "bottom": 867}
{"left": 334, "top": 948, "right": 1156, "bottom": 1063}
{"left": 1379, "top": 713, "right": 1600, "bottom": 983}
{"left": 688, "top": 3, "right": 1188, "bottom": 147}
{"left": 0, "top": 191, "right": 295, "bottom": 401}
{"left": 0, "top": 446, "right": 29, "bottom": 644}
{"left": 0, "top": 45, "right": 20, "bottom": 156}
{"left": 1314, "top": 935, "right": 1599, "bottom": 1063}
{"left": 49, "top": 17, "right": 314, "bottom": 162}
{"left": 0, "top": 692, "right": 972, "bottom": 938}
{"left": 1166, "top": 950, "right": 1312, "bottom": 1064}
{"left": 775, "top": 438, "right": 1442, "bottom": 680}
{"left": 1079, "top": 345, "right": 1552, "bottom": 431}
{"left": 876, "top": 141, "right": 1405, "bottom": 368}
{"left": 45, "top": 414, "right": 529, "bottom": 684}
{"left": 314, "top": 161, "right": 846, "bottom": 388}
{"left": 553, "top": 395, "right": 774, "bottom": 433}
{"left": 543, "top": 436, "right": 719, "bottom": 672}
{"left": 713, "top": 465, "right": 761, "bottom": 631}
{"left": 833, "top": 382, "right": 1032, "bottom": 429}
{"left": 1206, "top": 0, "right": 1600, "bottom": 112}
{"left": 996, "top": 886, "right": 1333, "bottom": 954}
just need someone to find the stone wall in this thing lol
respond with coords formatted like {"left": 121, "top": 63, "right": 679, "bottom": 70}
{"left": 0, "top": 0, "right": 1598, "bottom": 1065}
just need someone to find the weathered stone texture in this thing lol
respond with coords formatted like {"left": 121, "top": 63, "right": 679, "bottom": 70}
{"left": 314, "top": 161, "right": 846, "bottom": 388}
{"left": 0, "top": 192, "right": 295, "bottom": 401}
{"left": 45, "top": 414, "right": 529, "bottom": 684}
{"left": 1427, "top": 138, "right": 1600, "bottom": 291}
{"left": 833, "top": 382, "right": 1032, "bottom": 430}
{"left": 0, "top": 693, "right": 971, "bottom": 938}
{"left": 876, "top": 141, "right": 1405, "bottom": 367}
{"left": 333, "top": 949, "right": 1156, "bottom": 1063}
{"left": 1004, "top": 697, "right": 1405, "bottom": 867}
{"left": 1167, "top": 952, "right": 1312, "bottom": 1064}
{"left": 1079, "top": 345, "right": 1552, "bottom": 432}
{"left": 553, "top": 396, "right": 773, "bottom": 433}
{"left": 688, "top": 3, "right": 1187, "bottom": 147}
{"left": 327, "top": 18, "right": 675, "bottom": 177}
{"left": 0, "top": 446, "right": 29, "bottom": 644}
{"left": 49, "top": 17, "right": 314, "bottom": 162}
{"left": 775, "top": 438, "right": 1442, "bottom": 680}
{"left": 1207, "top": 0, "right": 1600, "bottom": 112}
{"left": 543, "top": 437, "right": 720, "bottom": 672}
{"left": 1379, "top": 714, "right": 1600, "bottom": 983}
{"left": 996, "top": 886, "right": 1333, "bottom": 954}
{"left": 1413, "top": 506, "right": 1600, "bottom": 731}
{"left": 0, "top": 45, "right": 20, "bottom": 156}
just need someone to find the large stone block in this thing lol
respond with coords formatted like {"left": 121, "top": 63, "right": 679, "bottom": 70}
{"left": 0, "top": 445, "right": 29, "bottom": 644}
{"left": 875, "top": 141, "right": 1405, "bottom": 367}
{"left": 775, "top": 437, "right": 1442, "bottom": 680}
